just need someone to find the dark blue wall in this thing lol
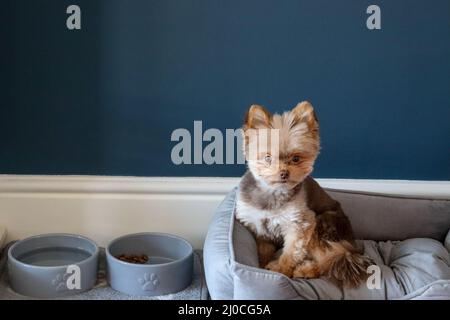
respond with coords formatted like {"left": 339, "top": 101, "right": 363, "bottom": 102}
{"left": 1, "top": 0, "right": 449, "bottom": 179}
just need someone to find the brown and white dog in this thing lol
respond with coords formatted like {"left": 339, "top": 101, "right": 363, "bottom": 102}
{"left": 236, "top": 101, "right": 372, "bottom": 287}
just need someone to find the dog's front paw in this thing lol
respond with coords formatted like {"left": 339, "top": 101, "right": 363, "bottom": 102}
{"left": 293, "top": 261, "right": 320, "bottom": 279}
{"left": 265, "top": 260, "right": 293, "bottom": 278}
{"left": 264, "top": 260, "right": 281, "bottom": 272}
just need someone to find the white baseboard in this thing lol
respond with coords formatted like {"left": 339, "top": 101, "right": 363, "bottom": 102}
{"left": 0, "top": 175, "right": 448, "bottom": 249}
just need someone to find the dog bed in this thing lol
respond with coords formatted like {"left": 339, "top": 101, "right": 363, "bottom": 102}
{"left": 203, "top": 187, "right": 450, "bottom": 299}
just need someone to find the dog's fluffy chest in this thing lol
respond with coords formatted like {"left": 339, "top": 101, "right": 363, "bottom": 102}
{"left": 236, "top": 192, "right": 309, "bottom": 241}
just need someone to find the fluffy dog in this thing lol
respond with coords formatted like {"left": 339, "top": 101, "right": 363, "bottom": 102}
{"left": 236, "top": 102, "right": 372, "bottom": 287}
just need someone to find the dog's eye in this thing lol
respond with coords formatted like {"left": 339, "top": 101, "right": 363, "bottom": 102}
{"left": 264, "top": 154, "right": 272, "bottom": 163}
{"left": 292, "top": 155, "right": 300, "bottom": 163}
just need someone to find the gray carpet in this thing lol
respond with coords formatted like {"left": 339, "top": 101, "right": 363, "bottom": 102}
{"left": 0, "top": 242, "right": 208, "bottom": 300}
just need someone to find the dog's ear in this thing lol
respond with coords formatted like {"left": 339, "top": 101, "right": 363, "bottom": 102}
{"left": 244, "top": 104, "right": 271, "bottom": 130}
{"left": 292, "top": 101, "right": 319, "bottom": 131}
{"left": 243, "top": 104, "right": 271, "bottom": 159}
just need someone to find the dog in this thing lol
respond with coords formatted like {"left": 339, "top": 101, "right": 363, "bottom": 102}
{"left": 236, "top": 101, "right": 372, "bottom": 287}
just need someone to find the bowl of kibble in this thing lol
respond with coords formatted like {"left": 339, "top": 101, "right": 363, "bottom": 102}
{"left": 105, "top": 232, "right": 193, "bottom": 296}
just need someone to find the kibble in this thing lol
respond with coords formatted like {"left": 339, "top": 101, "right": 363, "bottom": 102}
{"left": 116, "top": 254, "right": 149, "bottom": 264}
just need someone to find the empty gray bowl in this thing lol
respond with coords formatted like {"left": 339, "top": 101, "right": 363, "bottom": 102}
{"left": 8, "top": 233, "right": 99, "bottom": 298}
{"left": 106, "top": 232, "right": 193, "bottom": 296}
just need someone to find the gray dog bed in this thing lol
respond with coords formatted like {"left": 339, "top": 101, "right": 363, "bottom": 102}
{"left": 204, "top": 187, "right": 450, "bottom": 299}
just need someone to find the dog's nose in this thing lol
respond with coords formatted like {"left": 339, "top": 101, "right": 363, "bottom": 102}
{"left": 280, "top": 170, "right": 289, "bottom": 180}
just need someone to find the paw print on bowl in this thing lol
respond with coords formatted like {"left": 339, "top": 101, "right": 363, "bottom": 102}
{"left": 138, "top": 273, "right": 159, "bottom": 291}
{"left": 52, "top": 272, "right": 70, "bottom": 292}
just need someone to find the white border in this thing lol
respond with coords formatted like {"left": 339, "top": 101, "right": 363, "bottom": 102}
{"left": 0, "top": 175, "right": 448, "bottom": 249}
{"left": 0, "top": 175, "right": 449, "bottom": 198}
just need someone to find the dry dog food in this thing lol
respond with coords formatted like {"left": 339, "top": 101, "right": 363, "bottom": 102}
{"left": 116, "top": 254, "right": 149, "bottom": 264}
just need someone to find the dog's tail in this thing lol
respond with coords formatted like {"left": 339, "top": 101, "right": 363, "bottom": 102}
{"left": 324, "top": 241, "right": 374, "bottom": 288}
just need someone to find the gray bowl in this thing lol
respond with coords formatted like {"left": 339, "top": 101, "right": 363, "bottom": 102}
{"left": 106, "top": 232, "right": 193, "bottom": 296}
{"left": 8, "top": 233, "right": 99, "bottom": 298}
